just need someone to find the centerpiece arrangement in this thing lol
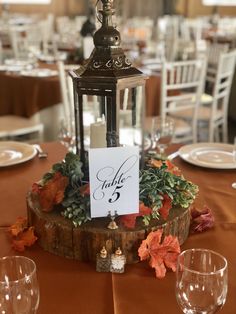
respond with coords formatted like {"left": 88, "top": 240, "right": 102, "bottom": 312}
{"left": 26, "top": 0, "right": 198, "bottom": 267}
{"left": 27, "top": 152, "right": 198, "bottom": 264}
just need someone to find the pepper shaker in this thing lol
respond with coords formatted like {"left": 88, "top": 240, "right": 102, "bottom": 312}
{"left": 96, "top": 246, "right": 110, "bottom": 272}
{"left": 110, "top": 247, "right": 126, "bottom": 273}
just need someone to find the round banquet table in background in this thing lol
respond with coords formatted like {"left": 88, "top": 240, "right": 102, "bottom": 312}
{"left": 0, "top": 63, "right": 61, "bottom": 118}
{"left": 0, "top": 141, "right": 236, "bottom": 314}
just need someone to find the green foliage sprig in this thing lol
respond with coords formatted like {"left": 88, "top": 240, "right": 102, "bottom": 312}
{"left": 39, "top": 152, "right": 198, "bottom": 227}
{"left": 139, "top": 161, "right": 198, "bottom": 222}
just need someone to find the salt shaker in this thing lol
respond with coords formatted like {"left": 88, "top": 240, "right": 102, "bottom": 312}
{"left": 110, "top": 247, "right": 126, "bottom": 273}
{"left": 96, "top": 246, "right": 110, "bottom": 272}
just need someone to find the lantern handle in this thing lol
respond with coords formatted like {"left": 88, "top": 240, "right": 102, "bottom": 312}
{"left": 95, "top": 0, "right": 103, "bottom": 24}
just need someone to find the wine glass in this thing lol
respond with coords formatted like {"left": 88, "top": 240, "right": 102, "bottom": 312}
{"left": 0, "top": 256, "right": 40, "bottom": 314}
{"left": 58, "top": 118, "right": 76, "bottom": 152}
{"left": 151, "top": 116, "right": 175, "bottom": 158}
{"left": 176, "top": 248, "right": 228, "bottom": 314}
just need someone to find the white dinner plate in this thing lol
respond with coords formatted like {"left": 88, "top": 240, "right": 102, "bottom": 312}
{"left": 0, "top": 141, "right": 37, "bottom": 167}
{"left": 178, "top": 143, "right": 236, "bottom": 169}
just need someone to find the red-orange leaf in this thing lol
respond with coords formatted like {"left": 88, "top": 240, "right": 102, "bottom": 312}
{"left": 149, "top": 252, "right": 167, "bottom": 278}
{"left": 120, "top": 202, "right": 152, "bottom": 229}
{"left": 38, "top": 172, "right": 69, "bottom": 212}
{"left": 12, "top": 240, "right": 26, "bottom": 252}
{"left": 138, "top": 229, "right": 162, "bottom": 261}
{"left": 159, "top": 194, "right": 172, "bottom": 220}
{"left": 119, "top": 213, "right": 138, "bottom": 229}
{"left": 165, "top": 160, "right": 182, "bottom": 176}
{"left": 12, "top": 227, "right": 38, "bottom": 252}
{"left": 139, "top": 202, "right": 152, "bottom": 216}
{"left": 138, "top": 229, "right": 180, "bottom": 279}
{"left": 149, "top": 159, "right": 163, "bottom": 168}
{"left": 8, "top": 217, "right": 28, "bottom": 237}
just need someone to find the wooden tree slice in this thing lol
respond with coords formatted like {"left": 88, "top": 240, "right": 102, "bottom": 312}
{"left": 27, "top": 192, "right": 190, "bottom": 264}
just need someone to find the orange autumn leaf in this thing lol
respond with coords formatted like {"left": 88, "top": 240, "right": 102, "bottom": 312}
{"left": 138, "top": 228, "right": 162, "bottom": 261}
{"left": 38, "top": 172, "right": 69, "bottom": 212}
{"left": 80, "top": 183, "right": 90, "bottom": 197}
{"left": 120, "top": 202, "right": 152, "bottom": 229}
{"left": 8, "top": 217, "right": 28, "bottom": 237}
{"left": 154, "top": 235, "right": 181, "bottom": 272}
{"left": 19, "top": 227, "right": 38, "bottom": 246}
{"left": 159, "top": 194, "right": 172, "bottom": 220}
{"left": 165, "top": 160, "right": 181, "bottom": 176}
{"left": 138, "top": 229, "right": 180, "bottom": 279}
{"left": 139, "top": 202, "right": 152, "bottom": 216}
{"left": 54, "top": 190, "right": 65, "bottom": 204}
{"left": 12, "top": 239, "right": 26, "bottom": 252}
{"left": 119, "top": 214, "right": 137, "bottom": 229}
{"left": 149, "top": 159, "right": 163, "bottom": 168}
{"left": 12, "top": 227, "right": 38, "bottom": 252}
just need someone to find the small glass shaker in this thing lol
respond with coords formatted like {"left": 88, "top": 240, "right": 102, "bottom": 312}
{"left": 110, "top": 247, "right": 126, "bottom": 273}
{"left": 96, "top": 246, "right": 110, "bottom": 272}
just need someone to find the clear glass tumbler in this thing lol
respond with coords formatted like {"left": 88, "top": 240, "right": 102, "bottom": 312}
{"left": 176, "top": 248, "right": 228, "bottom": 314}
{"left": 0, "top": 256, "right": 40, "bottom": 314}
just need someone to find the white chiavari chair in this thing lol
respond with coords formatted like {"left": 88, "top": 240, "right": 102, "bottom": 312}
{"left": 57, "top": 61, "right": 99, "bottom": 147}
{"left": 160, "top": 58, "right": 207, "bottom": 143}
{"left": 0, "top": 115, "right": 44, "bottom": 143}
{"left": 172, "top": 51, "right": 236, "bottom": 142}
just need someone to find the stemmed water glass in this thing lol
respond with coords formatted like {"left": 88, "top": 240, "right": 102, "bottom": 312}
{"left": 151, "top": 116, "right": 175, "bottom": 158}
{"left": 176, "top": 248, "right": 228, "bottom": 314}
{"left": 0, "top": 256, "right": 40, "bottom": 314}
{"left": 58, "top": 119, "right": 76, "bottom": 152}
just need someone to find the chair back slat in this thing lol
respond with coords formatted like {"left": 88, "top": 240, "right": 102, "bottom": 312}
{"left": 208, "top": 50, "right": 236, "bottom": 142}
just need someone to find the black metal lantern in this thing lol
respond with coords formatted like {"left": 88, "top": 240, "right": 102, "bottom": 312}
{"left": 70, "top": 0, "right": 148, "bottom": 175}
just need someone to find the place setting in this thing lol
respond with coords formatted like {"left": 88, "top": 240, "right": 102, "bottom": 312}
{"left": 0, "top": 141, "right": 48, "bottom": 167}
{"left": 178, "top": 142, "right": 236, "bottom": 169}
{"left": 1, "top": 58, "right": 37, "bottom": 73}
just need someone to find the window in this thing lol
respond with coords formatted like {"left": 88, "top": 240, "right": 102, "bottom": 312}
{"left": 203, "top": 0, "right": 236, "bottom": 5}
{"left": 0, "top": 0, "right": 51, "bottom": 4}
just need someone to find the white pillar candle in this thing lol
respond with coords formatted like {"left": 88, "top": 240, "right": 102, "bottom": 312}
{"left": 90, "top": 116, "right": 106, "bottom": 148}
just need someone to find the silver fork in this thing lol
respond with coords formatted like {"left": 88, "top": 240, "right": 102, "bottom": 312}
{"left": 33, "top": 144, "right": 48, "bottom": 159}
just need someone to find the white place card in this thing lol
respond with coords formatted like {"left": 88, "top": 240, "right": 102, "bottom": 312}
{"left": 88, "top": 146, "right": 139, "bottom": 218}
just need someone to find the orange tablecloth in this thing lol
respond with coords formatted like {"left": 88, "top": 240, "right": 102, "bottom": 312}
{"left": 0, "top": 63, "right": 61, "bottom": 118}
{"left": 0, "top": 66, "right": 160, "bottom": 119}
{"left": 145, "top": 74, "right": 161, "bottom": 117}
{"left": 0, "top": 144, "right": 236, "bottom": 314}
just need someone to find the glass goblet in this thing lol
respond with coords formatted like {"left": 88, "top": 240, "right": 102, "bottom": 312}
{"left": 0, "top": 256, "right": 40, "bottom": 314}
{"left": 58, "top": 119, "right": 76, "bottom": 152}
{"left": 176, "top": 248, "right": 228, "bottom": 314}
{"left": 151, "top": 116, "right": 175, "bottom": 158}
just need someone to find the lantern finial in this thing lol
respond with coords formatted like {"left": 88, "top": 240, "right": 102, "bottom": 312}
{"left": 74, "top": 0, "right": 142, "bottom": 78}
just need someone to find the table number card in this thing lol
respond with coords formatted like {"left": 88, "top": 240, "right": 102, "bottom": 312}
{"left": 89, "top": 146, "right": 139, "bottom": 218}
